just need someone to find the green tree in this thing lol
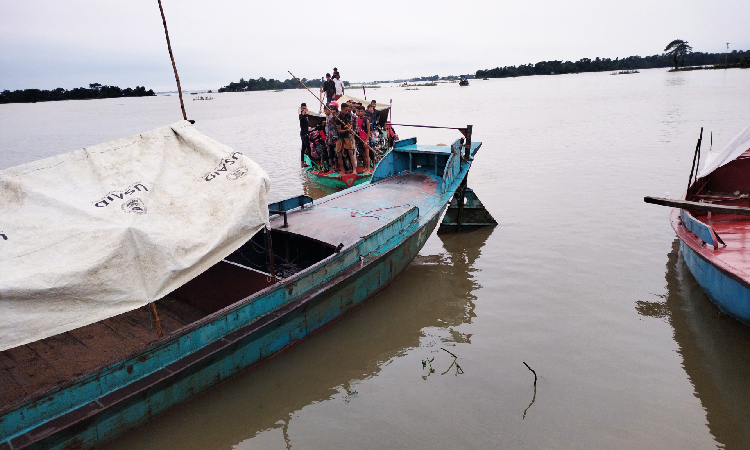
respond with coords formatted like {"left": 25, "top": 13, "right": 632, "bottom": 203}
{"left": 664, "top": 39, "right": 693, "bottom": 69}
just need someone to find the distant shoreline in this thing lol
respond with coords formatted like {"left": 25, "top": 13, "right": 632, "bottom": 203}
{"left": 476, "top": 50, "right": 749, "bottom": 79}
{"left": 0, "top": 84, "right": 156, "bottom": 104}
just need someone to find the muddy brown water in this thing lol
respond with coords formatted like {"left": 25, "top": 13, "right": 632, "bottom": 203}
{"left": 2, "top": 68, "right": 750, "bottom": 449}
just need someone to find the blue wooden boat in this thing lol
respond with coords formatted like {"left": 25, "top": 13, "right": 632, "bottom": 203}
{"left": 0, "top": 133, "right": 485, "bottom": 449}
{"left": 646, "top": 124, "right": 750, "bottom": 325}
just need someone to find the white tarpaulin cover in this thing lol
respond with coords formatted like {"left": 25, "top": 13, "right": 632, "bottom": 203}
{"left": 0, "top": 121, "right": 270, "bottom": 351}
{"left": 697, "top": 123, "right": 750, "bottom": 179}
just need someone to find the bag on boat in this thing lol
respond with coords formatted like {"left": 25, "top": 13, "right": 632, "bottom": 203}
{"left": 0, "top": 121, "right": 270, "bottom": 351}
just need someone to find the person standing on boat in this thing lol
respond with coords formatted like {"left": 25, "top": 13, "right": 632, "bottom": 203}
{"left": 325, "top": 103, "right": 339, "bottom": 172}
{"left": 355, "top": 106, "right": 372, "bottom": 174}
{"left": 299, "top": 103, "right": 310, "bottom": 167}
{"left": 366, "top": 102, "right": 378, "bottom": 128}
{"left": 336, "top": 103, "right": 357, "bottom": 174}
{"left": 333, "top": 73, "right": 344, "bottom": 100}
{"left": 321, "top": 73, "right": 336, "bottom": 105}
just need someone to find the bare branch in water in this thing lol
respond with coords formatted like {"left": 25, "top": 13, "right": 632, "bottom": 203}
{"left": 522, "top": 362, "right": 538, "bottom": 419}
{"left": 441, "top": 347, "right": 458, "bottom": 358}
{"left": 523, "top": 361, "right": 537, "bottom": 386}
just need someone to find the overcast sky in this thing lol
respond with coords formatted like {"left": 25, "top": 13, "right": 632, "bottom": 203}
{"left": 1, "top": 0, "right": 748, "bottom": 92}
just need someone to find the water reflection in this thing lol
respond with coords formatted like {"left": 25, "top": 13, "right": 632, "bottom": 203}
{"left": 104, "top": 227, "right": 492, "bottom": 450}
{"left": 665, "top": 75, "right": 686, "bottom": 86}
{"left": 300, "top": 175, "right": 339, "bottom": 200}
{"left": 637, "top": 239, "right": 750, "bottom": 448}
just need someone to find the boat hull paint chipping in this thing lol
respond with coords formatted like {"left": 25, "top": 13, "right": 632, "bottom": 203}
{"left": 2, "top": 139, "right": 480, "bottom": 450}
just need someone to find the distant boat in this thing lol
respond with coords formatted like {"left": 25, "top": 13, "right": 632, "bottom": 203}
{"left": 646, "top": 124, "right": 750, "bottom": 325}
{"left": 459, "top": 79, "right": 469, "bottom": 86}
{"left": 0, "top": 123, "right": 490, "bottom": 450}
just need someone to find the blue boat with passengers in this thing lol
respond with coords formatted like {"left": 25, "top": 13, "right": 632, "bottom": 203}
{"left": 0, "top": 124, "right": 494, "bottom": 449}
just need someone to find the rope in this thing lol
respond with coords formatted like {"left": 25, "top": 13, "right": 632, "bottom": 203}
{"left": 387, "top": 122, "right": 466, "bottom": 131}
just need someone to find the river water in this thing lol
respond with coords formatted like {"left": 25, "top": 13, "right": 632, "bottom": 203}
{"left": 2, "top": 68, "right": 750, "bottom": 449}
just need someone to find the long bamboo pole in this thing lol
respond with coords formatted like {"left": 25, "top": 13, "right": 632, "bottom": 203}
{"left": 644, "top": 196, "right": 750, "bottom": 216}
{"left": 157, "top": 0, "right": 187, "bottom": 121}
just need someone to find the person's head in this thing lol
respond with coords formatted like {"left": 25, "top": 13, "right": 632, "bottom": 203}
{"left": 356, "top": 106, "right": 365, "bottom": 116}
{"left": 333, "top": 67, "right": 338, "bottom": 72}
{"left": 326, "top": 73, "right": 331, "bottom": 79}
{"left": 335, "top": 73, "right": 340, "bottom": 79}
{"left": 340, "top": 103, "right": 349, "bottom": 113}
{"left": 367, "top": 104, "right": 375, "bottom": 113}
{"left": 370, "top": 100, "right": 376, "bottom": 105}
{"left": 300, "top": 103, "right": 307, "bottom": 114}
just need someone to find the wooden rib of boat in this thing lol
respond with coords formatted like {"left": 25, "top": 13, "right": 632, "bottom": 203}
{"left": 0, "top": 133, "right": 486, "bottom": 450}
{"left": 647, "top": 125, "right": 750, "bottom": 325}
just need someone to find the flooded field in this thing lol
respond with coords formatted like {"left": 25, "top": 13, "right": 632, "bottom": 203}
{"left": 2, "top": 68, "right": 750, "bottom": 449}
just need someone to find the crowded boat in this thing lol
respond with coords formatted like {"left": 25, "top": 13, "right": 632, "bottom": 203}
{"left": 298, "top": 68, "right": 397, "bottom": 181}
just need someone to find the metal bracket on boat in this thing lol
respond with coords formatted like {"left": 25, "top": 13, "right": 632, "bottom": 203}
{"left": 268, "top": 195, "right": 314, "bottom": 228}
{"left": 438, "top": 177, "right": 497, "bottom": 233}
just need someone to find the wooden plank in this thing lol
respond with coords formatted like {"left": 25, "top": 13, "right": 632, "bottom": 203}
{"left": 644, "top": 196, "right": 750, "bottom": 216}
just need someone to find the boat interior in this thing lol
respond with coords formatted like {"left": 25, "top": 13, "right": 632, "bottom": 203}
{"left": 0, "top": 200, "right": 339, "bottom": 413}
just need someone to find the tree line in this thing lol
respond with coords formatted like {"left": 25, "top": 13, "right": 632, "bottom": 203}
{"left": 0, "top": 83, "right": 156, "bottom": 104}
{"left": 218, "top": 77, "right": 343, "bottom": 92}
{"left": 476, "top": 50, "right": 750, "bottom": 78}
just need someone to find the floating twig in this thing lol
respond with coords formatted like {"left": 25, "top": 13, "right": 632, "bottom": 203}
{"left": 441, "top": 348, "right": 464, "bottom": 375}
{"left": 522, "top": 362, "right": 538, "bottom": 419}
{"left": 441, "top": 348, "right": 457, "bottom": 358}
{"left": 523, "top": 384, "right": 537, "bottom": 420}
{"left": 523, "top": 361, "right": 537, "bottom": 386}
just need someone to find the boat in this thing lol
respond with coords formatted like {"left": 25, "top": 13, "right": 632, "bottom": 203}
{"left": 459, "top": 78, "right": 469, "bottom": 86}
{"left": 301, "top": 95, "right": 395, "bottom": 189}
{"left": 645, "top": 124, "right": 750, "bottom": 325}
{"left": 0, "top": 121, "right": 490, "bottom": 449}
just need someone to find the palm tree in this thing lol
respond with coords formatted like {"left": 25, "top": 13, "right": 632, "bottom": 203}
{"left": 664, "top": 40, "right": 693, "bottom": 70}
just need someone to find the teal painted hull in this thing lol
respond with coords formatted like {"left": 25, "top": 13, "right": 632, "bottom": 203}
{"left": 1, "top": 138, "right": 480, "bottom": 450}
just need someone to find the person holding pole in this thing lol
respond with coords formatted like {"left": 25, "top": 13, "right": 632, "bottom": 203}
{"left": 336, "top": 102, "right": 357, "bottom": 174}
{"left": 325, "top": 103, "right": 339, "bottom": 172}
